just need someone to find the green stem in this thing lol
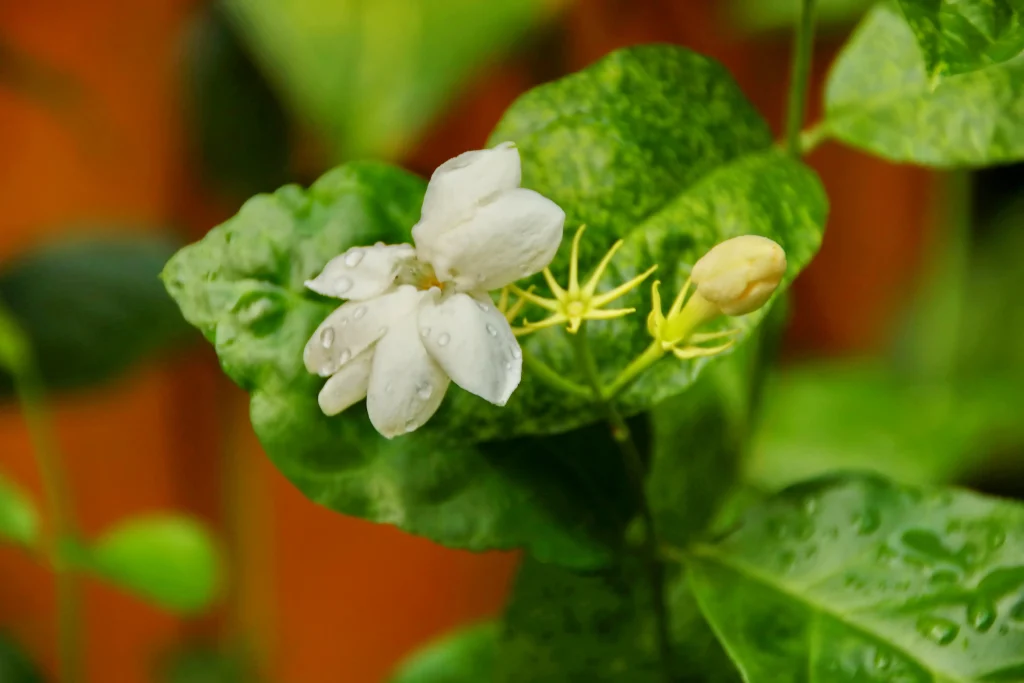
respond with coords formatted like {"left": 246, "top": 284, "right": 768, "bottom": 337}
{"left": 605, "top": 341, "right": 665, "bottom": 398}
{"left": 5, "top": 327, "right": 83, "bottom": 683}
{"left": 570, "top": 330, "right": 674, "bottom": 683}
{"left": 785, "top": 0, "right": 818, "bottom": 157}
{"left": 521, "top": 348, "right": 592, "bottom": 399}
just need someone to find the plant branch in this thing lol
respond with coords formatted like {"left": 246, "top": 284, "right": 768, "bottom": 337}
{"left": 570, "top": 329, "right": 674, "bottom": 683}
{"left": 2, "top": 309, "right": 83, "bottom": 683}
{"left": 785, "top": 0, "right": 818, "bottom": 157}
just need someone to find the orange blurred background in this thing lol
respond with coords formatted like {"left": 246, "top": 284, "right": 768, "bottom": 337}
{"left": 0, "top": 1, "right": 933, "bottom": 681}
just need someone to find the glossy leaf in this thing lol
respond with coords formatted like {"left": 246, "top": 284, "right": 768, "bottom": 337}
{"left": 84, "top": 515, "right": 221, "bottom": 614}
{"left": 389, "top": 622, "right": 498, "bottom": 683}
{"left": 747, "top": 362, "right": 1024, "bottom": 489}
{"left": 0, "top": 237, "right": 195, "bottom": 397}
{"left": 896, "top": 0, "right": 1024, "bottom": 80}
{"left": 497, "top": 557, "right": 740, "bottom": 683}
{"left": 0, "top": 473, "right": 38, "bottom": 547}
{"left": 223, "top": 0, "right": 560, "bottom": 160}
{"left": 824, "top": 3, "right": 1024, "bottom": 166}
{"left": 164, "top": 160, "right": 642, "bottom": 566}
{"left": 688, "top": 475, "right": 1024, "bottom": 682}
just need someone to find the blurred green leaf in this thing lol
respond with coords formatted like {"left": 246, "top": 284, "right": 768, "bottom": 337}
{"left": 389, "top": 622, "right": 498, "bottom": 683}
{"left": 496, "top": 557, "right": 740, "bottom": 683}
{"left": 0, "top": 633, "right": 43, "bottom": 683}
{"left": 688, "top": 474, "right": 1024, "bottom": 682}
{"left": 84, "top": 515, "right": 221, "bottom": 614}
{"left": 183, "top": 4, "right": 290, "bottom": 199}
{"left": 158, "top": 644, "right": 259, "bottom": 683}
{"left": 896, "top": 0, "right": 1024, "bottom": 80}
{"left": 0, "top": 472, "right": 38, "bottom": 547}
{"left": 0, "top": 237, "right": 195, "bottom": 397}
{"left": 824, "top": 3, "right": 1024, "bottom": 166}
{"left": 746, "top": 363, "right": 1024, "bottom": 489}
{"left": 728, "top": 0, "right": 874, "bottom": 33}
{"left": 222, "top": 0, "right": 561, "bottom": 160}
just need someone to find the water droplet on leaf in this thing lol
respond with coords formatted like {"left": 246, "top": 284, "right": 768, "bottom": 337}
{"left": 967, "top": 599, "right": 996, "bottom": 633}
{"left": 916, "top": 615, "right": 959, "bottom": 645}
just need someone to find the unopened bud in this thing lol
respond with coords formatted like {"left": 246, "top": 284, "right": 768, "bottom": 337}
{"left": 690, "top": 235, "right": 786, "bottom": 316}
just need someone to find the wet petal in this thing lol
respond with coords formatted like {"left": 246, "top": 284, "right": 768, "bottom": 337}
{"left": 366, "top": 315, "right": 450, "bottom": 438}
{"left": 305, "top": 244, "right": 414, "bottom": 300}
{"left": 303, "top": 285, "right": 420, "bottom": 377}
{"left": 419, "top": 188, "right": 565, "bottom": 292}
{"left": 412, "top": 142, "right": 520, "bottom": 250}
{"left": 418, "top": 292, "right": 521, "bottom": 406}
{"left": 317, "top": 348, "right": 373, "bottom": 415}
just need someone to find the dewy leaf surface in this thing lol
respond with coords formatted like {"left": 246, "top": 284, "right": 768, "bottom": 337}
{"left": 688, "top": 475, "right": 1024, "bottom": 683}
{"left": 388, "top": 622, "right": 498, "bottom": 683}
{"left": 163, "top": 45, "right": 826, "bottom": 564}
{"left": 895, "top": 0, "right": 1024, "bottom": 80}
{"left": 825, "top": 3, "right": 1024, "bottom": 167}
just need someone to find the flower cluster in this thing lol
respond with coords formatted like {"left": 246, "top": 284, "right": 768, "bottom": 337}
{"left": 303, "top": 143, "right": 565, "bottom": 438}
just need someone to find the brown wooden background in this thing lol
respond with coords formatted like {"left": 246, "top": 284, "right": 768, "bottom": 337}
{"left": 0, "top": 0, "right": 933, "bottom": 681}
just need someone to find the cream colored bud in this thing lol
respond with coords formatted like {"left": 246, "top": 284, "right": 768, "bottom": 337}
{"left": 690, "top": 235, "right": 786, "bottom": 316}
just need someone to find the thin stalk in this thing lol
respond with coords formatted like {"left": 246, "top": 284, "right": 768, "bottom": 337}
{"left": 605, "top": 341, "right": 665, "bottom": 399}
{"left": 785, "top": 0, "right": 818, "bottom": 157}
{"left": 570, "top": 329, "right": 674, "bottom": 683}
{"left": 521, "top": 348, "right": 592, "bottom": 400}
{"left": 11, "top": 351, "right": 82, "bottom": 682}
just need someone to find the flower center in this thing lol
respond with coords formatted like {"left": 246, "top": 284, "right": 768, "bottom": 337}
{"left": 395, "top": 258, "right": 444, "bottom": 291}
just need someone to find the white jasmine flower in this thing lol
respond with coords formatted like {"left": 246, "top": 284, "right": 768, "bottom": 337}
{"left": 303, "top": 142, "right": 565, "bottom": 438}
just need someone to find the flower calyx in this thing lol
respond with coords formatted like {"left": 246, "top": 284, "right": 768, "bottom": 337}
{"left": 509, "top": 225, "right": 656, "bottom": 335}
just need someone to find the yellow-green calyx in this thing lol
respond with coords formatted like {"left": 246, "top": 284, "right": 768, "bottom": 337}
{"left": 511, "top": 225, "right": 657, "bottom": 334}
{"left": 648, "top": 235, "right": 786, "bottom": 359}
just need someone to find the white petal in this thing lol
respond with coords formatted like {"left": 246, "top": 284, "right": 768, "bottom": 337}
{"left": 366, "top": 316, "right": 450, "bottom": 438}
{"left": 412, "top": 142, "right": 521, "bottom": 249}
{"left": 305, "top": 244, "right": 415, "bottom": 301}
{"left": 419, "top": 188, "right": 565, "bottom": 292}
{"left": 318, "top": 348, "right": 373, "bottom": 415}
{"left": 417, "top": 292, "right": 521, "bottom": 406}
{"left": 303, "top": 285, "right": 420, "bottom": 377}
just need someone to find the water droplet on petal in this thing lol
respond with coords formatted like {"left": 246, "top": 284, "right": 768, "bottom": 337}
{"left": 404, "top": 419, "right": 418, "bottom": 433}
{"left": 485, "top": 324, "right": 498, "bottom": 337}
{"left": 438, "top": 333, "right": 450, "bottom": 347}
{"left": 968, "top": 599, "right": 997, "bottom": 633}
{"left": 916, "top": 615, "right": 959, "bottom": 645}
{"left": 353, "top": 306, "right": 367, "bottom": 320}
{"left": 384, "top": 381, "right": 393, "bottom": 393}
{"left": 319, "top": 327, "right": 335, "bottom": 349}
{"left": 340, "top": 317, "right": 349, "bottom": 326}
{"left": 378, "top": 326, "right": 388, "bottom": 336}
{"left": 338, "top": 349, "right": 351, "bottom": 365}
{"left": 476, "top": 300, "right": 490, "bottom": 312}
{"left": 416, "top": 383, "right": 433, "bottom": 400}
{"left": 420, "top": 327, "right": 431, "bottom": 338}
{"left": 334, "top": 276, "right": 353, "bottom": 295}
{"left": 510, "top": 346, "right": 522, "bottom": 359}
{"left": 344, "top": 249, "right": 364, "bottom": 267}
{"left": 374, "top": 241, "right": 385, "bottom": 247}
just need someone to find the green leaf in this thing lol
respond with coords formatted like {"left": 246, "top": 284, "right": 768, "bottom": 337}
{"left": 0, "top": 633, "right": 43, "bottom": 683}
{"left": 0, "top": 473, "right": 38, "bottom": 547}
{"left": 824, "top": 3, "right": 1024, "bottom": 166}
{"left": 496, "top": 557, "right": 740, "bottom": 683}
{"left": 688, "top": 474, "right": 1024, "bottom": 683}
{"left": 482, "top": 46, "right": 826, "bottom": 434}
{"left": 896, "top": 0, "right": 1024, "bottom": 80}
{"left": 746, "top": 362, "right": 1024, "bottom": 489}
{"left": 183, "top": 4, "right": 290, "bottom": 199}
{"left": 389, "top": 622, "right": 498, "bottom": 683}
{"left": 223, "top": 0, "right": 559, "bottom": 160}
{"left": 84, "top": 515, "right": 221, "bottom": 614}
{"left": 0, "top": 237, "right": 195, "bottom": 397}
{"left": 158, "top": 644, "right": 260, "bottom": 683}
{"left": 162, "top": 46, "right": 825, "bottom": 564}
{"left": 164, "top": 161, "right": 636, "bottom": 566}
{"left": 729, "top": 0, "right": 874, "bottom": 34}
